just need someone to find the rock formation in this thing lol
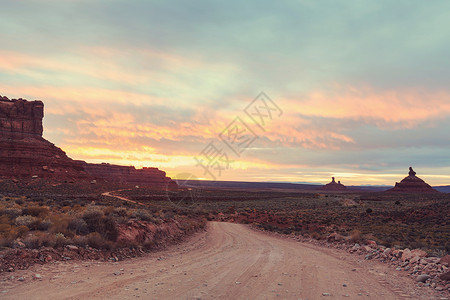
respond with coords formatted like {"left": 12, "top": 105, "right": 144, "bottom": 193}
{"left": 0, "top": 95, "right": 176, "bottom": 188}
{"left": 83, "top": 163, "right": 177, "bottom": 189}
{"left": 387, "top": 167, "right": 439, "bottom": 193}
{"left": 322, "top": 177, "right": 347, "bottom": 191}
{"left": 0, "top": 96, "right": 43, "bottom": 139}
{"left": 0, "top": 96, "right": 89, "bottom": 179}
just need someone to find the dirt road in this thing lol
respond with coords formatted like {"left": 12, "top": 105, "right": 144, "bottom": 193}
{"left": 102, "top": 190, "right": 144, "bottom": 206}
{"left": 1, "top": 222, "right": 437, "bottom": 299}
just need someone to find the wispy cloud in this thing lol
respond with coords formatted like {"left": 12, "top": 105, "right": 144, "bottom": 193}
{"left": 1, "top": 0, "right": 450, "bottom": 185}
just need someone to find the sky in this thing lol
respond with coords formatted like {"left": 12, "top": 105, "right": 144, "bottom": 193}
{"left": 1, "top": 0, "right": 450, "bottom": 185}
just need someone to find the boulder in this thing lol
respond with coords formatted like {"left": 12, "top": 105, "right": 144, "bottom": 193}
{"left": 401, "top": 248, "right": 412, "bottom": 261}
{"left": 416, "top": 274, "right": 430, "bottom": 282}
{"left": 410, "top": 249, "right": 427, "bottom": 258}
{"left": 439, "top": 255, "right": 450, "bottom": 265}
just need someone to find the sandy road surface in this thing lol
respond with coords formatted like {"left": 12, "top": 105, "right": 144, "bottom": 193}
{"left": 1, "top": 222, "right": 438, "bottom": 299}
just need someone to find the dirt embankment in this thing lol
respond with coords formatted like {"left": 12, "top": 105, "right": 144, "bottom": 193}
{"left": 1, "top": 222, "right": 446, "bottom": 299}
{"left": 0, "top": 217, "right": 204, "bottom": 273}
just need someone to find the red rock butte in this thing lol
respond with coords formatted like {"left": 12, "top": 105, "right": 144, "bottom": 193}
{"left": 0, "top": 95, "right": 176, "bottom": 189}
{"left": 322, "top": 177, "right": 347, "bottom": 191}
{"left": 387, "top": 167, "right": 439, "bottom": 193}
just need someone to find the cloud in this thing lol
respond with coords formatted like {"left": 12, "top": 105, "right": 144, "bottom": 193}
{"left": 1, "top": 1, "right": 450, "bottom": 185}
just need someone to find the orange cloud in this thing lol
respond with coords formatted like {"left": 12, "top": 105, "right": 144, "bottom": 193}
{"left": 282, "top": 86, "right": 450, "bottom": 127}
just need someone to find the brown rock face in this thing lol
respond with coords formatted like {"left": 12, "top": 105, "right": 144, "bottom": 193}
{"left": 0, "top": 95, "right": 176, "bottom": 188}
{"left": 387, "top": 167, "right": 439, "bottom": 193}
{"left": 83, "top": 163, "right": 177, "bottom": 189}
{"left": 0, "top": 95, "right": 89, "bottom": 179}
{"left": 0, "top": 96, "right": 43, "bottom": 139}
{"left": 322, "top": 177, "right": 347, "bottom": 191}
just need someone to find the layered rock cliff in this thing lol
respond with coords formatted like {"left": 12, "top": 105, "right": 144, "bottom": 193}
{"left": 387, "top": 167, "right": 439, "bottom": 193}
{"left": 0, "top": 96, "right": 43, "bottom": 139}
{"left": 83, "top": 163, "right": 177, "bottom": 189}
{"left": 0, "top": 95, "right": 176, "bottom": 188}
{"left": 0, "top": 96, "right": 89, "bottom": 179}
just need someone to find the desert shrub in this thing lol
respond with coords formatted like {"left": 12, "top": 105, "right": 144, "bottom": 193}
{"left": 348, "top": 230, "right": 363, "bottom": 242}
{"left": 0, "top": 236, "right": 14, "bottom": 248}
{"left": 0, "top": 214, "right": 10, "bottom": 225}
{"left": 366, "top": 208, "right": 373, "bottom": 214}
{"left": 53, "top": 233, "right": 69, "bottom": 248}
{"left": 311, "top": 231, "right": 322, "bottom": 240}
{"left": 98, "top": 216, "right": 118, "bottom": 241}
{"left": 0, "top": 223, "right": 12, "bottom": 236}
{"left": 82, "top": 209, "right": 104, "bottom": 231}
{"left": 15, "top": 215, "right": 39, "bottom": 228}
{"left": 72, "top": 235, "right": 88, "bottom": 247}
{"left": 49, "top": 214, "right": 71, "bottom": 235}
{"left": 102, "top": 206, "right": 115, "bottom": 216}
{"left": 112, "top": 207, "right": 128, "bottom": 217}
{"left": 132, "top": 209, "right": 156, "bottom": 222}
{"left": 70, "top": 204, "right": 84, "bottom": 213}
{"left": 15, "top": 199, "right": 24, "bottom": 205}
{"left": 23, "top": 234, "right": 43, "bottom": 249}
{"left": 16, "top": 225, "right": 29, "bottom": 237}
{"left": 86, "top": 232, "right": 112, "bottom": 249}
{"left": 37, "top": 219, "right": 52, "bottom": 231}
{"left": 68, "top": 218, "right": 89, "bottom": 235}
{"left": 161, "top": 210, "right": 175, "bottom": 221}
{"left": 22, "top": 206, "right": 49, "bottom": 217}
{"left": 1, "top": 208, "right": 22, "bottom": 218}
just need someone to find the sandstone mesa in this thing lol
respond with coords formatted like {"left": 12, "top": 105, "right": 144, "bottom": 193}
{"left": 0, "top": 95, "right": 176, "bottom": 189}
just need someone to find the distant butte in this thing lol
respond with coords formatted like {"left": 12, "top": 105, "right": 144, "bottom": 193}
{"left": 387, "top": 167, "right": 439, "bottom": 193}
{"left": 0, "top": 95, "right": 176, "bottom": 189}
{"left": 322, "top": 177, "right": 347, "bottom": 191}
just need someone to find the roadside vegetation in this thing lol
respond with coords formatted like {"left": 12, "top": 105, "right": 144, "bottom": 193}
{"left": 0, "top": 181, "right": 206, "bottom": 252}
{"left": 121, "top": 188, "right": 450, "bottom": 256}
{"left": 1, "top": 179, "right": 448, "bottom": 258}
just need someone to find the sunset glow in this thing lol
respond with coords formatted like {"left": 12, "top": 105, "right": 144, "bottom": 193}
{"left": 1, "top": 1, "right": 449, "bottom": 185}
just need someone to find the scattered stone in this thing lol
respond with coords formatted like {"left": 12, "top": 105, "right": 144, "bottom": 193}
{"left": 322, "top": 292, "right": 331, "bottom": 296}
{"left": 416, "top": 274, "right": 430, "bottom": 282}
{"left": 410, "top": 256, "right": 420, "bottom": 264}
{"left": 34, "top": 274, "right": 42, "bottom": 279}
{"left": 440, "top": 255, "right": 450, "bottom": 265}
{"left": 18, "top": 277, "right": 25, "bottom": 281}
{"left": 440, "top": 271, "right": 450, "bottom": 281}
{"left": 402, "top": 249, "right": 412, "bottom": 262}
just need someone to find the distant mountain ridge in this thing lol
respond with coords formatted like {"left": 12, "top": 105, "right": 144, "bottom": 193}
{"left": 178, "top": 179, "right": 448, "bottom": 193}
